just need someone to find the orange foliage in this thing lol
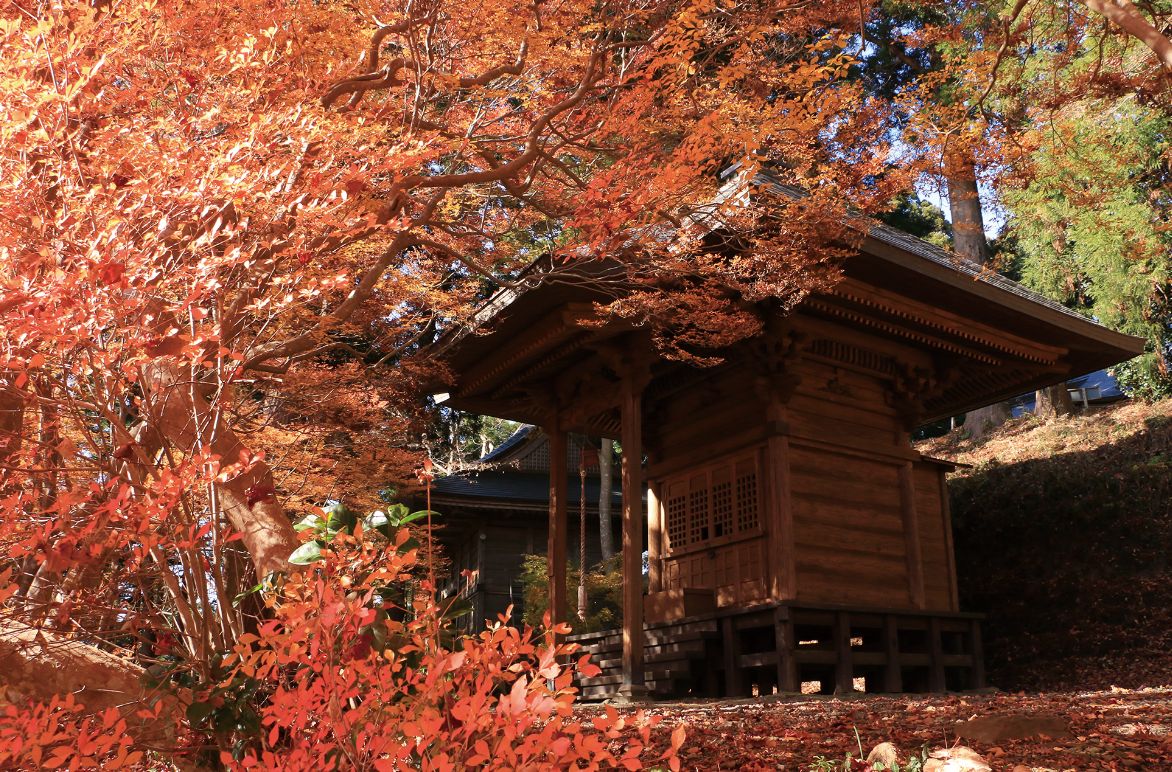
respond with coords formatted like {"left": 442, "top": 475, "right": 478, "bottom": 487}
{"left": 0, "top": 694, "right": 142, "bottom": 769}
{"left": 213, "top": 527, "right": 674, "bottom": 769}
{"left": 0, "top": 0, "right": 933, "bottom": 765}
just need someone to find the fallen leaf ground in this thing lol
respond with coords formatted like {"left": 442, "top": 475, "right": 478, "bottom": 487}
{"left": 596, "top": 686, "right": 1172, "bottom": 770}
{"left": 581, "top": 403, "right": 1172, "bottom": 770}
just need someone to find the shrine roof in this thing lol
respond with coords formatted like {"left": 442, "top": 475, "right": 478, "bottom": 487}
{"left": 428, "top": 172, "right": 1145, "bottom": 427}
{"left": 431, "top": 470, "right": 620, "bottom": 509}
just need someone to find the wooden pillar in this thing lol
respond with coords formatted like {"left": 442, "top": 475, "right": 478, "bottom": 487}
{"left": 928, "top": 616, "right": 946, "bottom": 692}
{"left": 646, "top": 481, "right": 663, "bottom": 593}
{"left": 765, "top": 434, "right": 796, "bottom": 601}
{"left": 721, "top": 616, "right": 742, "bottom": 697}
{"left": 773, "top": 606, "right": 798, "bottom": 693}
{"left": 899, "top": 463, "right": 926, "bottom": 609}
{"left": 546, "top": 424, "right": 568, "bottom": 638}
{"left": 938, "top": 470, "right": 960, "bottom": 612}
{"left": 619, "top": 373, "right": 647, "bottom": 699}
{"left": 475, "top": 529, "right": 487, "bottom": 630}
{"left": 834, "top": 611, "right": 854, "bottom": 694}
{"left": 882, "top": 614, "right": 902, "bottom": 693}
{"left": 969, "top": 618, "right": 986, "bottom": 689}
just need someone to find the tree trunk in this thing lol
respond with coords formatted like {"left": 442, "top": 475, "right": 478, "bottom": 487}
{"left": 945, "top": 152, "right": 991, "bottom": 266}
{"left": 946, "top": 150, "right": 1015, "bottom": 439}
{"left": 0, "top": 377, "right": 21, "bottom": 473}
{"left": 0, "top": 620, "right": 179, "bottom": 743}
{"left": 597, "top": 440, "right": 614, "bottom": 562}
{"left": 142, "top": 362, "right": 301, "bottom": 579}
{"left": 1035, "top": 383, "right": 1075, "bottom": 418}
{"left": 965, "top": 401, "right": 1013, "bottom": 440}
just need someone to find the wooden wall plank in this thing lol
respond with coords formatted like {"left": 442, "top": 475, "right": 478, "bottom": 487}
{"left": 766, "top": 429, "right": 796, "bottom": 601}
{"left": 788, "top": 443, "right": 917, "bottom": 609}
{"left": 914, "top": 463, "right": 955, "bottom": 612}
{"left": 899, "top": 462, "right": 927, "bottom": 609}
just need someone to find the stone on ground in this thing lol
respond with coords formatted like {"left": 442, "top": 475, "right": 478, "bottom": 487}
{"left": 865, "top": 741, "right": 899, "bottom": 767}
{"left": 923, "top": 746, "right": 991, "bottom": 772}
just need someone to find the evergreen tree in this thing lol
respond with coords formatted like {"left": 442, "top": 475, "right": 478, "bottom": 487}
{"left": 1001, "top": 97, "right": 1172, "bottom": 398}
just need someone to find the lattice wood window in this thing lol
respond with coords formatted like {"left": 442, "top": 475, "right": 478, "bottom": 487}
{"left": 688, "top": 474, "right": 708, "bottom": 543}
{"left": 665, "top": 487, "right": 689, "bottom": 550}
{"left": 662, "top": 450, "right": 762, "bottom": 554}
{"left": 711, "top": 467, "right": 733, "bottom": 539}
{"left": 735, "top": 458, "right": 759, "bottom": 532}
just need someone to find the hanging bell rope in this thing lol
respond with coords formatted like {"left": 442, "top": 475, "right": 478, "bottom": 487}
{"left": 577, "top": 444, "right": 598, "bottom": 622}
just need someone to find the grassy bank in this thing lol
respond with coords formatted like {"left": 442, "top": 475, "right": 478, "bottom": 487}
{"left": 917, "top": 399, "right": 1172, "bottom": 691}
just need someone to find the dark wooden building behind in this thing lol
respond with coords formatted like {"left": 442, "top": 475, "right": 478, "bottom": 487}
{"left": 431, "top": 426, "right": 620, "bottom": 632}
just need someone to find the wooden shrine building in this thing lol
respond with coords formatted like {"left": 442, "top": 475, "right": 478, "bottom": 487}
{"left": 430, "top": 181, "right": 1144, "bottom": 700}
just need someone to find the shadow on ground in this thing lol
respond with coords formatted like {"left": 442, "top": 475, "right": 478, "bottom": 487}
{"left": 949, "top": 413, "right": 1172, "bottom": 691}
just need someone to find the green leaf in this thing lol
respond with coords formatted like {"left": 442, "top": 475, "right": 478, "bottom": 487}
{"left": 384, "top": 502, "right": 411, "bottom": 524}
{"left": 440, "top": 596, "right": 473, "bottom": 620}
{"left": 401, "top": 509, "right": 439, "bottom": 526}
{"left": 288, "top": 540, "right": 324, "bottom": 565}
{"left": 325, "top": 503, "right": 358, "bottom": 533}
{"left": 293, "top": 513, "right": 323, "bottom": 532}
{"left": 232, "top": 581, "right": 266, "bottom": 607}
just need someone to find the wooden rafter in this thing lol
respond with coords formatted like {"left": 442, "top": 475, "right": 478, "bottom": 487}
{"left": 832, "top": 279, "right": 1068, "bottom": 364}
{"left": 458, "top": 303, "right": 597, "bottom": 397}
{"left": 805, "top": 298, "right": 1006, "bottom": 366}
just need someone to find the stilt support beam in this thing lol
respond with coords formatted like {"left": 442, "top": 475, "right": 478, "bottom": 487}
{"left": 546, "top": 423, "right": 568, "bottom": 640}
{"left": 618, "top": 365, "right": 649, "bottom": 700}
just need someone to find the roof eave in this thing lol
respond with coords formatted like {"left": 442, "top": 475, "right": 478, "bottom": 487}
{"left": 859, "top": 233, "right": 1146, "bottom": 359}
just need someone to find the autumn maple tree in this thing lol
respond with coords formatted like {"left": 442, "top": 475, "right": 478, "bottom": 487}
{"left": 0, "top": 0, "right": 970, "bottom": 765}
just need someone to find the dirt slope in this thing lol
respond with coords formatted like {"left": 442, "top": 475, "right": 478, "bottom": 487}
{"left": 918, "top": 399, "right": 1172, "bottom": 691}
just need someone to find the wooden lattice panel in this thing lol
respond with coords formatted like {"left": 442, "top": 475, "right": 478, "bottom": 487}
{"left": 657, "top": 448, "right": 767, "bottom": 605}
{"left": 735, "top": 458, "right": 759, "bottom": 532}
{"left": 688, "top": 474, "right": 709, "bottom": 544}
{"left": 711, "top": 467, "right": 733, "bottom": 539}
{"left": 664, "top": 480, "right": 689, "bottom": 552}
{"left": 661, "top": 450, "right": 763, "bottom": 556}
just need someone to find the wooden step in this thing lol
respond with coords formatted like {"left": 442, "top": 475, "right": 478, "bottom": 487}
{"left": 578, "top": 679, "right": 682, "bottom": 701}
{"left": 579, "top": 665, "right": 691, "bottom": 688}
{"left": 594, "top": 638, "right": 709, "bottom": 665}
{"left": 570, "top": 620, "right": 719, "bottom": 649}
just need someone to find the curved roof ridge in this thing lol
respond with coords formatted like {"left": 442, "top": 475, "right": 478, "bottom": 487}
{"left": 477, "top": 424, "right": 537, "bottom": 466}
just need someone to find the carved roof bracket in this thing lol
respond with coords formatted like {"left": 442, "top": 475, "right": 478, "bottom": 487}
{"left": 748, "top": 319, "right": 807, "bottom": 405}
{"left": 554, "top": 368, "right": 621, "bottom": 431}
{"left": 888, "top": 358, "right": 964, "bottom": 430}
{"left": 590, "top": 334, "right": 654, "bottom": 393}
{"left": 521, "top": 383, "right": 561, "bottom": 428}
